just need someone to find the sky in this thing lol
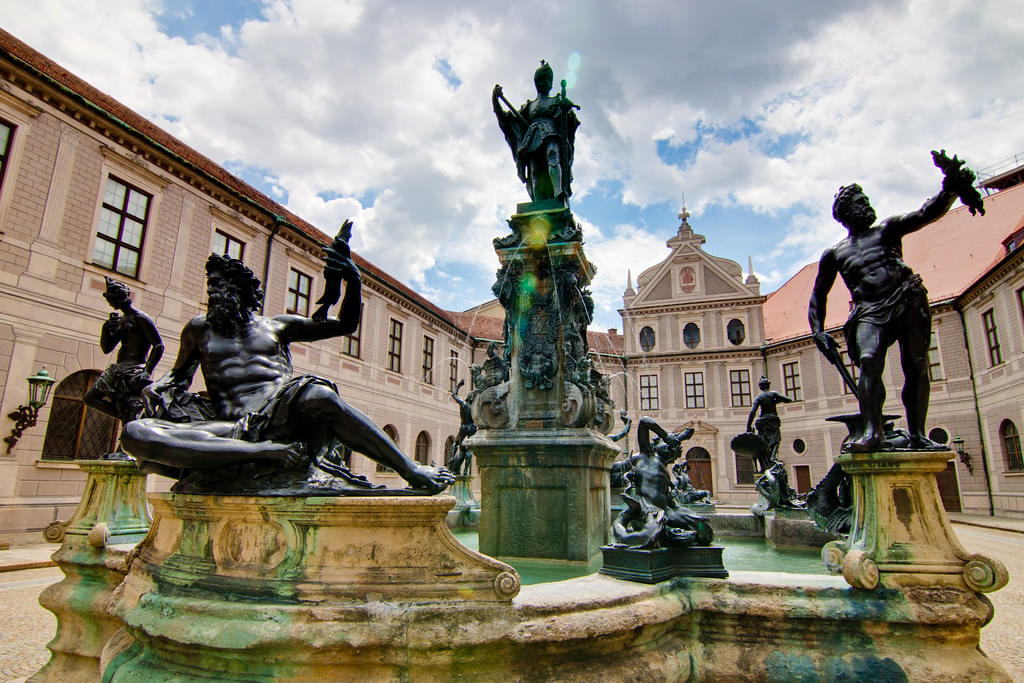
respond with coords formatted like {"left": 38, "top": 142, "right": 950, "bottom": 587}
{"left": 2, "top": 1, "right": 1022, "bottom": 331}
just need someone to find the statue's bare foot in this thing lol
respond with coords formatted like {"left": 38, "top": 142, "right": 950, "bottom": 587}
{"left": 847, "top": 434, "right": 883, "bottom": 453}
{"left": 405, "top": 464, "right": 455, "bottom": 494}
{"left": 909, "top": 434, "right": 946, "bottom": 451}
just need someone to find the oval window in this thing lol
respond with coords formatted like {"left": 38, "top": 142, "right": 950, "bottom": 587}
{"left": 727, "top": 319, "right": 745, "bottom": 345}
{"left": 928, "top": 428, "right": 949, "bottom": 445}
{"left": 683, "top": 323, "right": 700, "bottom": 349}
{"left": 792, "top": 438, "right": 806, "bottom": 454}
{"left": 639, "top": 326, "right": 655, "bottom": 352}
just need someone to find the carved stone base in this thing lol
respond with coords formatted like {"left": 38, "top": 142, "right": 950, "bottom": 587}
{"left": 472, "top": 427, "right": 619, "bottom": 562}
{"left": 600, "top": 545, "right": 728, "bottom": 583}
{"left": 31, "top": 459, "right": 149, "bottom": 683}
{"left": 826, "top": 449, "right": 1009, "bottom": 591}
{"left": 101, "top": 493, "right": 519, "bottom": 680}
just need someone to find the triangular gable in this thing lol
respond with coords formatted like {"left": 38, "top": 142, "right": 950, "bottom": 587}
{"left": 632, "top": 240, "right": 756, "bottom": 306}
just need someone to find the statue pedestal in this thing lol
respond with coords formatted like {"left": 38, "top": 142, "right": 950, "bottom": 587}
{"left": 600, "top": 545, "right": 728, "bottom": 583}
{"left": 473, "top": 428, "right": 618, "bottom": 562}
{"left": 824, "top": 449, "right": 1008, "bottom": 591}
{"left": 102, "top": 493, "right": 520, "bottom": 680}
{"left": 32, "top": 459, "right": 149, "bottom": 683}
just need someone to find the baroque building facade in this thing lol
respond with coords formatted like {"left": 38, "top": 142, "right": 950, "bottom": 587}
{"left": 620, "top": 177, "right": 1024, "bottom": 516}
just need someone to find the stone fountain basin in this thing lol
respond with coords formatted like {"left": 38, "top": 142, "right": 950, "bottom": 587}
{"left": 95, "top": 493, "right": 1006, "bottom": 682}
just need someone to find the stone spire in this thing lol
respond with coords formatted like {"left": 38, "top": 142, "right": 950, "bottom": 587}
{"left": 745, "top": 256, "right": 759, "bottom": 285}
{"left": 624, "top": 269, "right": 636, "bottom": 299}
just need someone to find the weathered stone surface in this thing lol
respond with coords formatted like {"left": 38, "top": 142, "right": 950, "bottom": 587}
{"left": 30, "top": 459, "right": 149, "bottom": 683}
{"left": 473, "top": 427, "right": 618, "bottom": 562}
{"left": 830, "top": 449, "right": 1009, "bottom": 591}
{"left": 765, "top": 509, "right": 840, "bottom": 548}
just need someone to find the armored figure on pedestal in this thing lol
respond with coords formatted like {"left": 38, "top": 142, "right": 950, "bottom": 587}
{"left": 492, "top": 60, "right": 579, "bottom": 204}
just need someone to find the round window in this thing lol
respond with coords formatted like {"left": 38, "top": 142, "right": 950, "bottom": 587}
{"left": 792, "top": 438, "right": 806, "bottom": 454}
{"left": 928, "top": 428, "right": 949, "bottom": 445}
{"left": 639, "top": 326, "right": 655, "bottom": 352}
{"left": 683, "top": 323, "right": 700, "bottom": 349}
{"left": 727, "top": 319, "right": 746, "bottom": 345}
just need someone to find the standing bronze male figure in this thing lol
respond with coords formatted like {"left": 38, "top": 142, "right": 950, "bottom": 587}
{"left": 809, "top": 150, "right": 984, "bottom": 452}
{"left": 492, "top": 60, "right": 579, "bottom": 204}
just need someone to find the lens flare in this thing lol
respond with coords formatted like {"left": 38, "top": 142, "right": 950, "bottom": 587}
{"left": 564, "top": 72, "right": 577, "bottom": 89}
{"left": 568, "top": 51, "right": 581, "bottom": 72}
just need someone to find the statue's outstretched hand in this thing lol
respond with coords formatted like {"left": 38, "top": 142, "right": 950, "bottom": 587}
{"left": 813, "top": 331, "right": 840, "bottom": 358}
{"left": 406, "top": 463, "right": 456, "bottom": 494}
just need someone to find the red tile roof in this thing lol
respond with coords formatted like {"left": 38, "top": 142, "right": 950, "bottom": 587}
{"left": 764, "top": 182, "right": 1024, "bottom": 342}
{"left": 0, "top": 27, "right": 462, "bottom": 332}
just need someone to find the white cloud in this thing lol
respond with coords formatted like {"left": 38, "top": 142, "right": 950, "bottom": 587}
{"left": 2, "top": 0, "right": 1021, "bottom": 332}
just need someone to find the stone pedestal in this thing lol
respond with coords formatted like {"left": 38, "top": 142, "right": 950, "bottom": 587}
{"left": 31, "top": 459, "right": 149, "bottom": 683}
{"left": 101, "top": 493, "right": 520, "bottom": 681}
{"left": 473, "top": 428, "right": 617, "bottom": 562}
{"left": 824, "top": 449, "right": 1009, "bottom": 591}
{"left": 765, "top": 508, "right": 839, "bottom": 548}
{"left": 600, "top": 545, "right": 728, "bottom": 583}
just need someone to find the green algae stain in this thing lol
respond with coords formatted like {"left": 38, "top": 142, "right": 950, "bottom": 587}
{"left": 826, "top": 656, "right": 908, "bottom": 683}
{"left": 765, "top": 650, "right": 819, "bottom": 683}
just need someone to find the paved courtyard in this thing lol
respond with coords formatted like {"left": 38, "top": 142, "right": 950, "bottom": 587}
{"left": 0, "top": 524, "right": 1021, "bottom": 681}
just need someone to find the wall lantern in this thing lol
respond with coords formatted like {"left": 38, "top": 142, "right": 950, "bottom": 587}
{"left": 4, "top": 368, "right": 57, "bottom": 454}
{"left": 952, "top": 434, "right": 974, "bottom": 475}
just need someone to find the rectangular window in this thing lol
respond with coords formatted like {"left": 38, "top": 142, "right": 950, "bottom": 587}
{"left": 0, "top": 118, "right": 13, "bottom": 195}
{"left": 422, "top": 336, "right": 434, "bottom": 384}
{"left": 782, "top": 361, "right": 802, "bottom": 401}
{"left": 842, "top": 349, "right": 860, "bottom": 394}
{"left": 388, "top": 319, "right": 403, "bottom": 372}
{"left": 1017, "top": 287, "right": 1024, "bottom": 327}
{"left": 735, "top": 452, "right": 755, "bottom": 486}
{"left": 927, "top": 332, "right": 943, "bottom": 382}
{"left": 212, "top": 230, "right": 244, "bottom": 260}
{"left": 342, "top": 304, "right": 362, "bottom": 358}
{"left": 449, "top": 351, "right": 459, "bottom": 393}
{"left": 729, "top": 369, "right": 751, "bottom": 407}
{"left": 639, "top": 374, "right": 659, "bottom": 411}
{"left": 684, "top": 371, "right": 705, "bottom": 409}
{"left": 92, "top": 176, "right": 151, "bottom": 278}
{"left": 983, "top": 309, "right": 1002, "bottom": 366}
{"left": 286, "top": 268, "right": 312, "bottom": 316}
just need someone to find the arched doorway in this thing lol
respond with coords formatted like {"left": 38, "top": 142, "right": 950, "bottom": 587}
{"left": 685, "top": 446, "right": 713, "bottom": 496}
{"left": 41, "top": 370, "right": 119, "bottom": 460}
{"left": 377, "top": 425, "right": 399, "bottom": 472}
{"left": 415, "top": 431, "right": 431, "bottom": 465}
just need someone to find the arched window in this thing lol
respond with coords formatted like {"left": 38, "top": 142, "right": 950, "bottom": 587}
{"left": 41, "top": 370, "right": 119, "bottom": 460}
{"left": 727, "top": 319, "right": 746, "bottom": 345}
{"left": 444, "top": 435, "right": 456, "bottom": 464}
{"left": 1001, "top": 420, "right": 1022, "bottom": 471}
{"left": 377, "top": 425, "right": 399, "bottom": 473}
{"left": 683, "top": 323, "right": 700, "bottom": 349}
{"left": 415, "top": 431, "right": 431, "bottom": 465}
{"left": 639, "top": 326, "right": 655, "bottom": 352}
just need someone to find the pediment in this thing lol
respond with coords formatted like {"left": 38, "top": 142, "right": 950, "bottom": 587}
{"left": 631, "top": 241, "right": 756, "bottom": 307}
{"left": 677, "top": 419, "right": 718, "bottom": 435}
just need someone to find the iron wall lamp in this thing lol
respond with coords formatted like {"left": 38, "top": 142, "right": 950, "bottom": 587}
{"left": 4, "top": 368, "right": 57, "bottom": 454}
{"left": 952, "top": 434, "right": 974, "bottom": 475}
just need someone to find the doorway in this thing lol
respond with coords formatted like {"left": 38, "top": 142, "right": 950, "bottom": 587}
{"left": 685, "top": 447, "right": 713, "bottom": 496}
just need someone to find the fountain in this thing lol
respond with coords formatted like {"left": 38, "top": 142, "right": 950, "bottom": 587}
{"left": 27, "top": 76, "right": 1013, "bottom": 682}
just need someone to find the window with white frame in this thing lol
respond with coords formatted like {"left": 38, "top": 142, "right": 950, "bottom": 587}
{"left": 729, "top": 369, "right": 751, "bottom": 407}
{"left": 927, "top": 331, "right": 943, "bottom": 382}
{"left": 639, "top": 374, "right": 659, "bottom": 411}
{"left": 92, "top": 176, "right": 151, "bottom": 278}
{"left": 0, "top": 118, "right": 13, "bottom": 196}
{"left": 212, "top": 229, "right": 244, "bottom": 260}
{"left": 782, "top": 361, "right": 802, "bottom": 401}
{"left": 422, "top": 336, "right": 434, "bottom": 384}
{"left": 286, "top": 268, "right": 312, "bottom": 316}
{"left": 684, "top": 371, "right": 705, "bottom": 409}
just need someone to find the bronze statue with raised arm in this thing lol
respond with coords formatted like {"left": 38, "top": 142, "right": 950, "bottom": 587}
{"left": 123, "top": 223, "right": 454, "bottom": 495}
{"left": 84, "top": 277, "right": 164, "bottom": 423}
{"left": 492, "top": 60, "right": 579, "bottom": 204}
{"left": 809, "top": 151, "right": 984, "bottom": 452}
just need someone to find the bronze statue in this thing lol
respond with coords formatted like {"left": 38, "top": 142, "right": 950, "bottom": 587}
{"left": 492, "top": 60, "right": 579, "bottom": 204}
{"left": 809, "top": 150, "right": 983, "bottom": 452}
{"left": 447, "top": 379, "right": 477, "bottom": 477}
{"left": 123, "top": 226, "right": 454, "bottom": 495}
{"left": 84, "top": 278, "right": 164, "bottom": 423}
{"left": 611, "top": 417, "right": 713, "bottom": 548}
{"left": 744, "top": 375, "right": 793, "bottom": 471}
{"left": 671, "top": 462, "right": 711, "bottom": 505}
{"left": 752, "top": 461, "right": 805, "bottom": 515}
